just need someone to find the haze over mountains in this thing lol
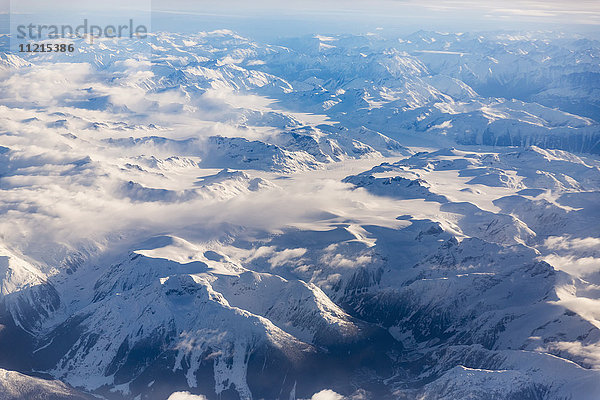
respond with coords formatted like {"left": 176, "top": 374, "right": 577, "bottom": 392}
{"left": 0, "top": 27, "right": 599, "bottom": 399}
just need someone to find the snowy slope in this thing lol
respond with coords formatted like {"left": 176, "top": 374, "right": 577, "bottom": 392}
{"left": 0, "top": 368, "right": 94, "bottom": 400}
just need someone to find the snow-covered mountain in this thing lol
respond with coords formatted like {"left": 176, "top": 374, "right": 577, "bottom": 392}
{"left": 0, "top": 28, "right": 599, "bottom": 399}
{"left": 0, "top": 368, "right": 93, "bottom": 400}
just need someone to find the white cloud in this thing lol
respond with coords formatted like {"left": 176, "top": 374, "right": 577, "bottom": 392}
{"left": 269, "top": 248, "right": 307, "bottom": 268}
{"left": 543, "top": 254, "right": 600, "bottom": 278}
{"left": 310, "top": 389, "right": 345, "bottom": 400}
{"left": 545, "top": 236, "right": 600, "bottom": 251}
{"left": 167, "top": 391, "right": 208, "bottom": 400}
{"left": 544, "top": 341, "right": 600, "bottom": 369}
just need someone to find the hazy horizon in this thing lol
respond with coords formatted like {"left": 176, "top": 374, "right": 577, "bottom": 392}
{"left": 2, "top": 0, "right": 600, "bottom": 41}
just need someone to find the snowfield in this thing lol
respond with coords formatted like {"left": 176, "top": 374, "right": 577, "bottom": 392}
{"left": 0, "top": 29, "right": 599, "bottom": 399}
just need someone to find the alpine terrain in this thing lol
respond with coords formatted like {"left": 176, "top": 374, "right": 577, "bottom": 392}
{"left": 0, "top": 27, "right": 599, "bottom": 399}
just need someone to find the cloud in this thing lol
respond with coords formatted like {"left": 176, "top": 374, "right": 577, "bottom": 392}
{"left": 310, "top": 389, "right": 345, "bottom": 400}
{"left": 304, "top": 389, "right": 369, "bottom": 400}
{"left": 554, "top": 285, "right": 600, "bottom": 331}
{"left": 543, "top": 254, "right": 600, "bottom": 278}
{"left": 167, "top": 392, "right": 208, "bottom": 400}
{"left": 0, "top": 63, "right": 93, "bottom": 107}
{"left": 269, "top": 248, "right": 307, "bottom": 268}
{"left": 543, "top": 341, "right": 600, "bottom": 369}
{"left": 544, "top": 236, "right": 600, "bottom": 251}
{"left": 542, "top": 236, "right": 600, "bottom": 279}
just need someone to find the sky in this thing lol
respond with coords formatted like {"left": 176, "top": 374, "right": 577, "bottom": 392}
{"left": 2, "top": 0, "right": 600, "bottom": 40}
